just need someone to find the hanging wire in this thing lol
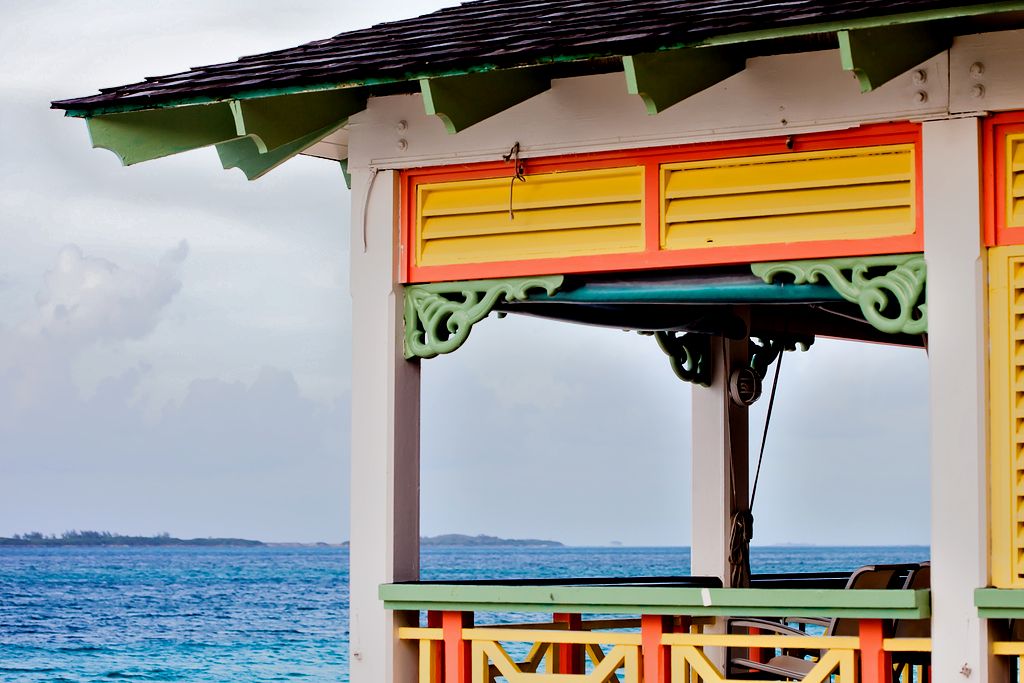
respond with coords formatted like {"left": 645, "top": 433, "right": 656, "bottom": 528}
{"left": 750, "top": 345, "right": 784, "bottom": 511}
{"left": 502, "top": 142, "right": 526, "bottom": 219}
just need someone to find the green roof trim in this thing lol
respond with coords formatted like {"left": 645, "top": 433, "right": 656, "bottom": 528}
{"left": 380, "top": 583, "right": 930, "bottom": 618}
{"left": 60, "top": 1, "right": 1024, "bottom": 119}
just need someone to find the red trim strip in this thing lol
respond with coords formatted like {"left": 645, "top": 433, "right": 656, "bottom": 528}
{"left": 985, "top": 112, "right": 1024, "bottom": 246}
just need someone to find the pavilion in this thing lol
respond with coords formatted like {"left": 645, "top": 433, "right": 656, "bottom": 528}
{"left": 52, "top": 1, "right": 1024, "bottom": 681}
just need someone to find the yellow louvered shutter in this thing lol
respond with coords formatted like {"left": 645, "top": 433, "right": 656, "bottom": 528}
{"left": 660, "top": 144, "right": 916, "bottom": 250}
{"left": 1006, "top": 134, "right": 1024, "bottom": 229}
{"left": 414, "top": 166, "right": 645, "bottom": 267}
{"left": 990, "top": 245, "right": 1024, "bottom": 588}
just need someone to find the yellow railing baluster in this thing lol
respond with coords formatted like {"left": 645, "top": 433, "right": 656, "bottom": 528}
{"left": 398, "top": 622, "right": 936, "bottom": 683}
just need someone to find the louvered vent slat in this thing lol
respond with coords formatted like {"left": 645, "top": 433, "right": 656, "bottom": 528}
{"left": 414, "top": 166, "right": 645, "bottom": 267}
{"left": 660, "top": 145, "right": 916, "bottom": 251}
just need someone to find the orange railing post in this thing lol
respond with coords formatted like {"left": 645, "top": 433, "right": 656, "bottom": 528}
{"left": 442, "top": 611, "right": 473, "bottom": 683}
{"left": 553, "top": 613, "right": 584, "bottom": 673}
{"left": 641, "top": 614, "right": 674, "bottom": 683}
{"left": 859, "top": 618, "right": 891, "bottom": 683}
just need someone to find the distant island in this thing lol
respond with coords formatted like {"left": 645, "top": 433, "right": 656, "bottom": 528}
{"left": 421, "top": 534, "right": 562, "bottom": 547}
{"left": 342, "top": 534, "right": 561, "bottom": 547}
{"left": 0, "top": 531, "right": 263, "bottom": 547}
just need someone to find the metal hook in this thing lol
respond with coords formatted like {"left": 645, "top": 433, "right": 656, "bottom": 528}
{"left": 502, "top": 142, "right": 526, "bottom": 219}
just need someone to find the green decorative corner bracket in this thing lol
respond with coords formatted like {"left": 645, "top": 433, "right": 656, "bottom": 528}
{"left": 751, "top": 254, "right": 926, "bottom": 336}
{"left": 749, "top": 335, "right": 814, "bottom": 379}
{"left": 654, "top": 332, "right": 713, "bottom": 387}
{"left": 404, "top": 276, "right": 564, "bottom": 359}
{"left": 653, "top": 333, "right": 812, "bottom": 388}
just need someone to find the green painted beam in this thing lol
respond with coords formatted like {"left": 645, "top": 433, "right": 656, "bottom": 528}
{"left": 380, "top": 583, "right": 930, "bottom": 619}
{"left": 86, "top": 103, "right": 239, "bottom": 165}
{"left": 624, "top": 47, "right": 745, "bottom": 114}
{"left": 838, "top": 24, "right": 951, "bottom": 92}
{"left": 229, "top": 89, "right": 365, "bottom": 153}
{"left": 420, "top": 68, "right": 551, "bottom": 134}
{"left": 215, "top": 119, "right": 348, "bottom": 181}
{"left": 975, "top": 588, "right": 1024, "bottom": 618}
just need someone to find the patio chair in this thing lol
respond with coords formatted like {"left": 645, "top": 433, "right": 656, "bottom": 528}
{"left": 726, "top": 563, "right": 921, "bottom": 680}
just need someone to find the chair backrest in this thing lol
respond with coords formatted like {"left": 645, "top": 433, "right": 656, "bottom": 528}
{"left": 893, "top": 562, "right": 931, "bottom": 638}
{"left": 830, "top": 564, "right": 919, "bottom": 637}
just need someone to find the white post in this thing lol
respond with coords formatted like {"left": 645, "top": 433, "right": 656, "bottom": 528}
{"left": 348, "top": 169, "right": 421, "bottom": 683}
{"left": 691, "top": 337, "right": 749, "bottom": 584}
{"left": 922, "top": 117, "right": 996, "bottom": 683}
{"left": 691, "top": 336, "right": 748, "bottom": 667}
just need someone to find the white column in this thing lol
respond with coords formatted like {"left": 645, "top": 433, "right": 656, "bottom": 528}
{"left": 691, "top": 337, "right": 749, "bottom": 585}
{"left": 691, "top": 336, "right": 748, "bottom": 668}
{"left": 923, "top": 117, "right": 996, "bottom": 683}
{"left": 348, "top": 169, "right": 421, "bottom": 683}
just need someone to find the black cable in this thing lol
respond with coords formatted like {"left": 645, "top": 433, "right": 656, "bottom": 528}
{"left": 749, "top": 348, "right": 783, "bottom": 511}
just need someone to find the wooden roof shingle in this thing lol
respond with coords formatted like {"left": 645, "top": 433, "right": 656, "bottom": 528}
{"left": 51, "top": 0, "right": 1015, "bottom": 115}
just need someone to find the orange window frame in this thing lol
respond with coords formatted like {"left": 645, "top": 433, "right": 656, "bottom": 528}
{"left": 984, "top": 112, "right": 1024, "bottom": 246}
{"left": 400, "top": 122, "right": 924, "bottom": 283}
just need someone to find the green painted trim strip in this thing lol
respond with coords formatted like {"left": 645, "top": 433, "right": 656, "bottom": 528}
{"left": 379, "top": 584, "right": 930, "bottom": 618}
{"left": 975, "top": 588, "right": 1024, "bottom": 617}
{"left": 532, "top": 282, "right": 844, "bottom": 304}
{"left": 60, "top": 2, "right": 1024, "bottom": 119}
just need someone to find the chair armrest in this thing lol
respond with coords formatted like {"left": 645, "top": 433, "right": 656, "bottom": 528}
{"left": 728, "top": 618, "right": 809, "bottom": 638}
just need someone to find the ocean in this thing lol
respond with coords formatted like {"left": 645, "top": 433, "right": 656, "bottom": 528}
{"left": 0, "top": 545, "right": 929, "bottom": 682}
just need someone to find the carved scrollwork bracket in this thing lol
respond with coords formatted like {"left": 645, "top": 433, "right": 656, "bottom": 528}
{"left": 751, "top": 254, "right": 927, "bottom": 335}
{"left": 654, "top": 331, "right": 712, "bottom": 387}
{"left": 654, "top": 333, "right": 812, "bottom": 388}
{"left": 749, "top": 335, "right": 814, "bottom": 379}
{"left": 403, "top": 276, "right": 564, "bottom": 359}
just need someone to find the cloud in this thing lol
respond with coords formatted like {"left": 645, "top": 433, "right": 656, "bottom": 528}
{"left": 0, "top": 245, "right": 349, "bottom": 543}
{"left": 31, "top": 241, "right": 188, "bottom": 345}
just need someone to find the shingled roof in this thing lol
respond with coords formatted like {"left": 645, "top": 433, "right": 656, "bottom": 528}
{"left": 51, "top": 0, "right": 1020, "bottom": 115}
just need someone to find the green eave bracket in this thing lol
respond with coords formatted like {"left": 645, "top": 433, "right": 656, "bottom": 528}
{"left": 420, "top": 68, "right": 551, "bottom": 134}
{"left": 216, "top": 119, "right": 348, "bottom": 181}
{"left": 85, "top": 88, "right": 365, "bottom": 179}
{"left": 86, "top": 103, "right": 240, "bottom": 165}
{"left": 380, "top": 583, "right": 930, "bottom": 619}
{"left": 976, "top": 588, "right": 1024, "bottom": 618}
{"left": 838, "top": 24, "right": 951, "bottom": 92}
{"left": 404, "top": 276, "right": 564, "bottom": 359}
{"left": 624, "top": 46, "right": 746, "bottom": 115}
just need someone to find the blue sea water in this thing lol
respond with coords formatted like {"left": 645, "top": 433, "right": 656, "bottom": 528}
{"left": 0, "top": 545, "right": 929, "bottom": 682}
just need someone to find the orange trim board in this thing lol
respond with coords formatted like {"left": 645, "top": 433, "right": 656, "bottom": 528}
{"left": 985, "top": 112, "right": 1024, "bottom": 247}
{"left": 401, "top": 123, "right": 924, "bottom": 283}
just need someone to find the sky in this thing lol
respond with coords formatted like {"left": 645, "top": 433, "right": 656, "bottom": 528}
{"left": 0, "top": 1, "right": 930, "bottom": 546}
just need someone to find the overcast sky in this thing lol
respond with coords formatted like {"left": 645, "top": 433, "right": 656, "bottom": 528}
{"left": 0, "top": 1, "right": 930, "bottom": 546}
